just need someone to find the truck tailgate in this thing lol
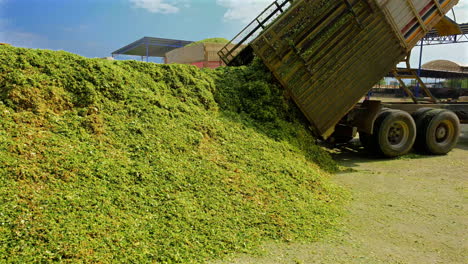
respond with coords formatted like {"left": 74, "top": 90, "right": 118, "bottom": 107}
{"left": 250, "top": 0, "right": 459, "bottom": 138}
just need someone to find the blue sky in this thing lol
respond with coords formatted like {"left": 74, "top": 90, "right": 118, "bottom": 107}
{"left": 0, "top": 0, "right": 467, "bottom": 65}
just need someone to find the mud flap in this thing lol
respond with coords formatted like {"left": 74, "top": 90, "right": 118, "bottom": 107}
{"left": 347, "top": 100, "right": 382, "bottom": 135}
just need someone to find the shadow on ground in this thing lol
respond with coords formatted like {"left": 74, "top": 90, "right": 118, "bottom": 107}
{"left": 325, "top": 124, "right": 468, "bottom": 169}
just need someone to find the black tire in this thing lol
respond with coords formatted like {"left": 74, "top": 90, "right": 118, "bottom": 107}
{"left": 412, "top": 107, "right": 434, "bottom": 127}
{"left": 372, "top": 110, "right": 416, "bottom": 157}
{"left": 413, "top": 108, "right": 438, "bottom": 151}
{"left": 415, "top": 109, "right": 460, "bottom": 155}
{"left": 360, "top": 108, "right": 395, "bottom": 152}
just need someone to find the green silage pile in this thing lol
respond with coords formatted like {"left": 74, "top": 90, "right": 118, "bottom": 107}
{"left": 186, "top": 38, "right": 230, "bottom": 47}
{"left": 0, "top": 46, "right": 343, "bottom": 263}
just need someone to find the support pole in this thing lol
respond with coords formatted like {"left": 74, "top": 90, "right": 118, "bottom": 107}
{"left": 146, "top": 43, "right": 149, "bottom": 63}
{"left": 416, "top": 40, "right": 424, "bottom": 97}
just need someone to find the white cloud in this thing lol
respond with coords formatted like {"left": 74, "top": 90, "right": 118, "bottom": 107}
{"left": 214, "top": 0, "right": 467, "bottom": 24}
{"left": 214, "top": 0, "right": 467, "bottom": 64}
{"left": 130, "top": 0, "right": 180, "bottom": 14}
{"left": 410, "top": 43, "right": 468, "bottom": 66}
{"left": 216, "top": 0, "right": 272, "bottom": 23}
{"left": 416, "top": 1, "right": 468, "bottom": 66}
{"left": 452, "top": 1, "right": 468, "bottom": 23}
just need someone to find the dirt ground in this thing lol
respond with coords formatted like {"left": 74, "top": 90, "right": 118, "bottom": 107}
{"left": 218, "top": 125, "right": 468, "bottom": 264}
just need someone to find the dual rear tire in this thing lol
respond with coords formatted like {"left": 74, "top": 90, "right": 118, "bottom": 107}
{"left": 363, "top": 110, "right": 416, "bottom": 157}
{"left": 359, "top": 108, "right": 460, "bottom": 157}
{"left": 413, "top": 109, "right": 460, "bottom": 155}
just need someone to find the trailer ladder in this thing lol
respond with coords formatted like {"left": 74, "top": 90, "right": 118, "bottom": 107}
{"left": 392, "top": 53, "right": 438, "bottom": 104}
{"left": 218, "top": 0, "right": 295, "bottom": 66}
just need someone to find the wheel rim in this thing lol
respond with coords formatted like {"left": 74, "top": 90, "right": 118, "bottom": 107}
{"left": 435, "top": 120, "right": 454, "bottom": 145}
{"left": 387, "top": 121, "right": 409, "bottom": 148}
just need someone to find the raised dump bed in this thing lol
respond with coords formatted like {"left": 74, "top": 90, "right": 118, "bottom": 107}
{"left": 220, "top": 0, "right": 459, "bottom": 139}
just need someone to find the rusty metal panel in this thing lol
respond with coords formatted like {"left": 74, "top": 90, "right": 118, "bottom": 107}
{"left": 250, "top": 0, "right": 458, "bottom": 138}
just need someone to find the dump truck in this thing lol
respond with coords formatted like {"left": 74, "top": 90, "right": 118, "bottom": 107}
{"left": 219, "top": 0, "right": 467, "bottom": 157}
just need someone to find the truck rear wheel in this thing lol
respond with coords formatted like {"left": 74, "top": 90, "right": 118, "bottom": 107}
{"left": 414, "top": 109, "right": 460, "bottom": 155}
{"left": 412, "top": 108, "right": 433, "bottom": 127}
{"left": 360, "top": 108, "right": 395, "bottom": 151}
{"left": 372, "top": 110, "right": 416, "bottom": 157}
{"left": 412, "top": 107, "right": 434, "bottom": 151}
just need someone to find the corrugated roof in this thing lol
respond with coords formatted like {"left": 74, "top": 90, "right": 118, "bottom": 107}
{"left": 112, "top": 37, "right": 193, "bottom": 57}
{"left": 422, "top": 60, "right": 461, "bottom": 72}
{"left": 385, "top": 68, "right": 468, "bottom": 78}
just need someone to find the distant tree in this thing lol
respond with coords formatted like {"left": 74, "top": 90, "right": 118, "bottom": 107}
{"left": 443, "top": 78, "right": 468, "bottom": 89}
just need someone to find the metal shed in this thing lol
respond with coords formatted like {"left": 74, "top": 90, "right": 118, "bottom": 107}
{"left": 112, "top": 37, "right": 193, "bottom": 62}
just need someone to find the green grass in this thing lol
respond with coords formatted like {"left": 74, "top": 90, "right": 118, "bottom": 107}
{"left": 0, "top": 46, "right": 345, "bottom": 263}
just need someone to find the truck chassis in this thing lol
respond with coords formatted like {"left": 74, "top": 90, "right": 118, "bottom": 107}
{"left": 335, "top": 99, "right": 467, "bottom": 157}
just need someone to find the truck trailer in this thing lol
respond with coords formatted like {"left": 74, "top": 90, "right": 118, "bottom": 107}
{"left": 219, "top": 0, "right": 466, "bottom": 157}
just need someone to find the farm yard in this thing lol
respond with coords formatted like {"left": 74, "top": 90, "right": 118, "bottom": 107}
{"left": 216, "top": 125, "right": 468, "bottom": 264}
{"left": 1, "top": 0, "right": 467, "bottom": 263}
{"left": 1, "top": 45, "right": 466, "bottom": 263}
